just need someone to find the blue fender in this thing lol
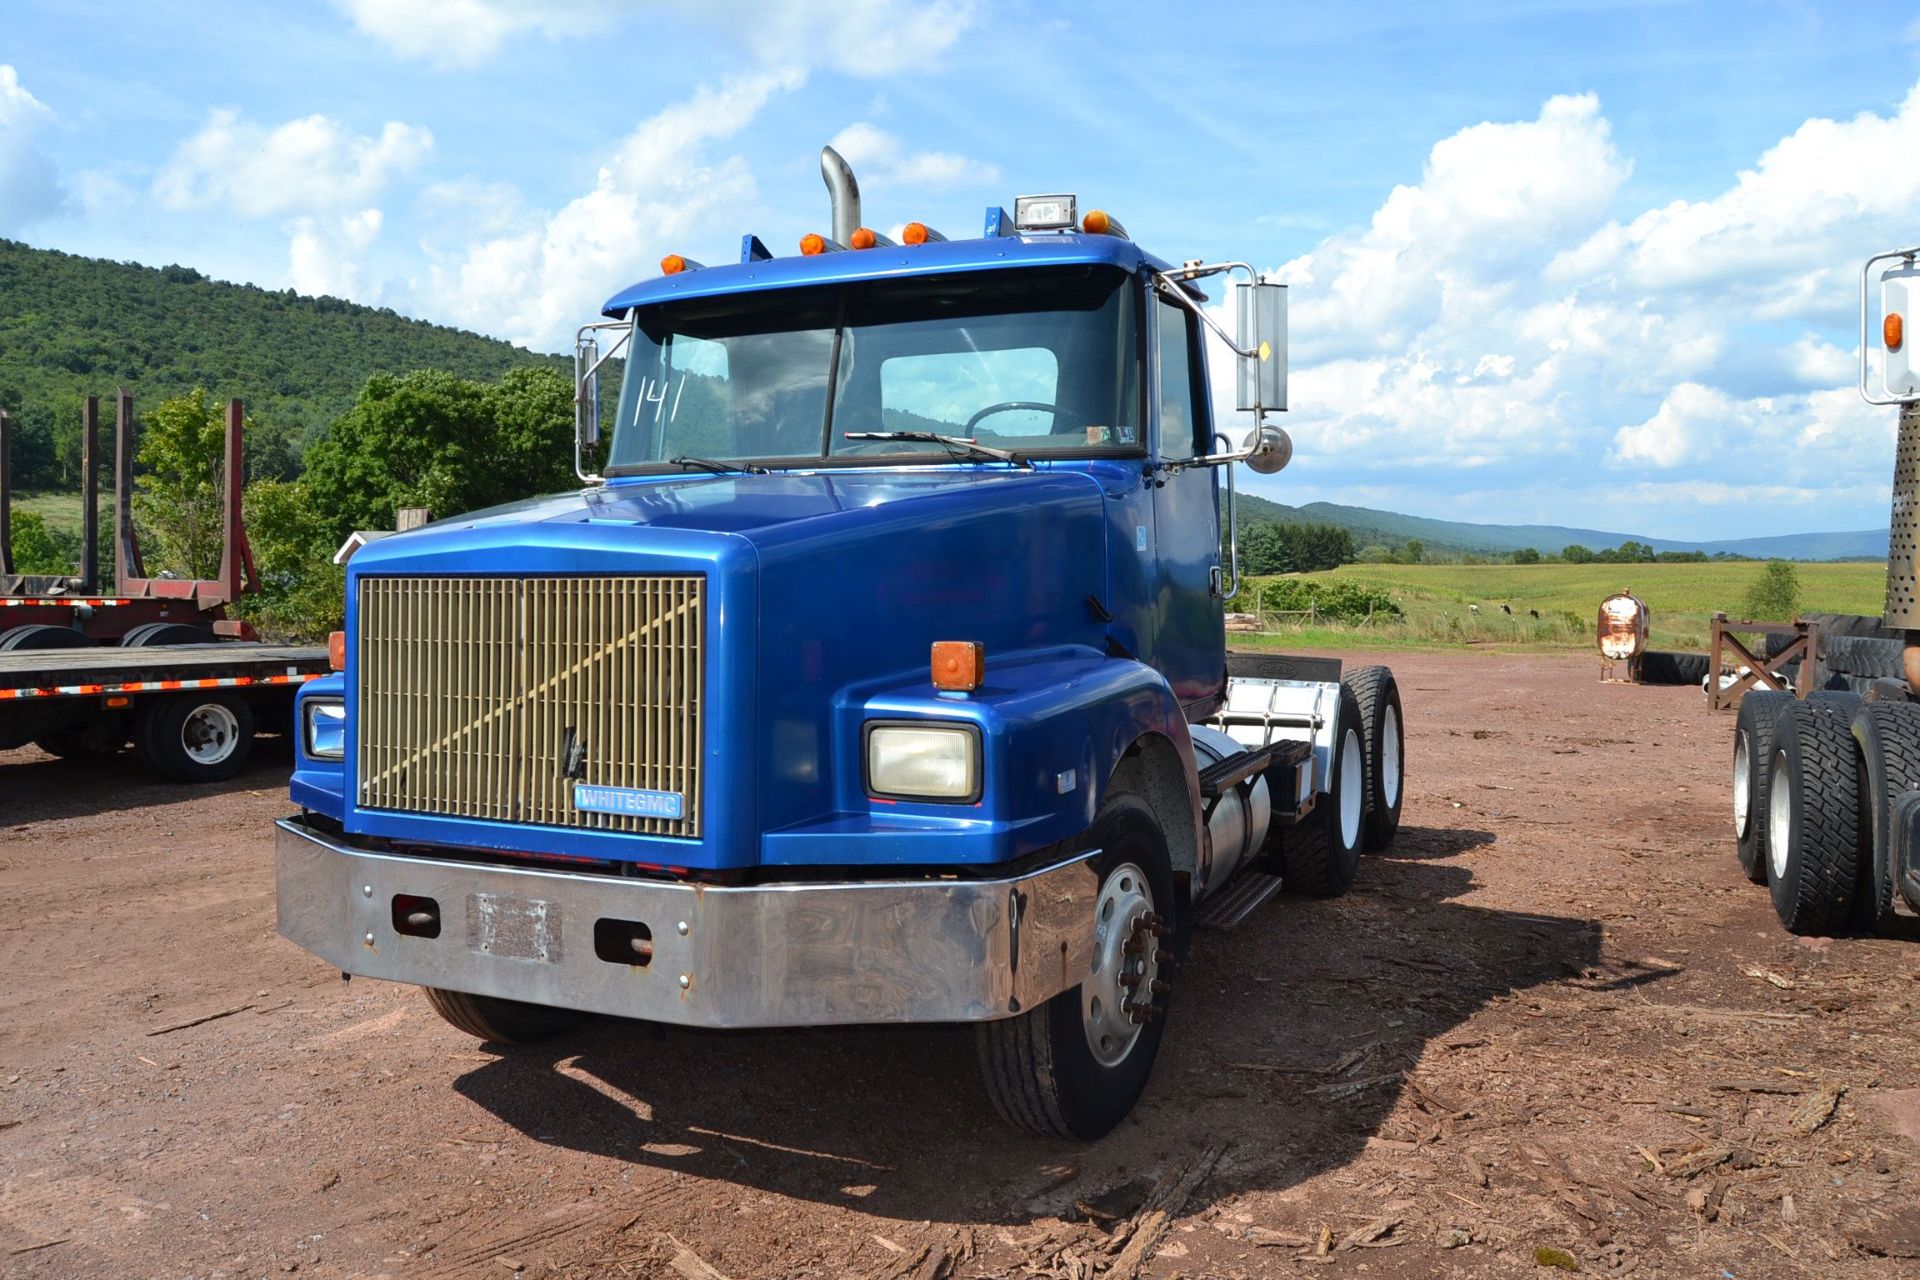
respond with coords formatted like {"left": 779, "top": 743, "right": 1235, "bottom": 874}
{"left": 290, "top": 674, "right": 347, "bottom": 820}
{"left": 761, "top": 644, "right": 1198, "bottom": 870}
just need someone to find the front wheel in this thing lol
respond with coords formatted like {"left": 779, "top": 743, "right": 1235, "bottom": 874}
{"left": 975, "top": 793, "right": 1174, "bottom": 1140}
{"left": 423, "top": 988, "right": 584, "bottom": 1043}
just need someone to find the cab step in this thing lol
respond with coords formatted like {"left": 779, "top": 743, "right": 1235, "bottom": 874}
{"left": 1194, "top": 868, "right": 1285, "bottom": 931}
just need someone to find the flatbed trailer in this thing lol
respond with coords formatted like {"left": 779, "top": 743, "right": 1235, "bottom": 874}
{"left": 0, "top": 643, "right": 328, "bottom": 780}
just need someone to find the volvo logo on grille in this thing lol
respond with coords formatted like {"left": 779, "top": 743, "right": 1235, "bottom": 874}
{"left": 561, "top": 727, "right": 587, "bottom": 779}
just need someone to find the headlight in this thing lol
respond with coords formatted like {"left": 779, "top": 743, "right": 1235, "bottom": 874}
{"left": 303, "top": 698, "right": 346, "bottom": 761}
{"left": 866, "top": 722, "right": 980, "bottom": 801}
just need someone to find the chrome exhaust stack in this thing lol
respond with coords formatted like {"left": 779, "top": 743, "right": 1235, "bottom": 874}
{"left": 820, "top": 145, "right": 861, "bottom": 249}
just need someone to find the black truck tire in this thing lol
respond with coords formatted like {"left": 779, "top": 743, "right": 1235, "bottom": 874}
{"left": 1733, "top": 691, "right": 1791, "bottom": 885}
{"left": 1893, "top": 790, "right": 1920, "bottom": 915}
{"left": 1850, "top": 703, "right": 1920, "bottom": 933}
{"left": 1342, "top": 665, "right": 1404, "bottom": 851}
{"left": 135, "top": 691, "right": 255, "bottom": 782}
{"left": 1268, "top": 683, "right": 1365, "bottom": 897}
{"left": 976, "top": 793, "right": 1174, "bottom": 1140}
{"left": 0, "top": 624, "right": 88, "bottom": 650}
{"left": 1641, "top": 651, "right": 1711, "bottom": 686}
{"left": 1766, "top": 701, "right": 1864, "bottom": 935}
{"left": 423, "top": 988, "right": 584, "bottom": 1043}
{"left": 1826, "top": 634, "right": 1905, "bottom": 681}
{"left": 121, "top": 622, "right": 216, "bottom": 647}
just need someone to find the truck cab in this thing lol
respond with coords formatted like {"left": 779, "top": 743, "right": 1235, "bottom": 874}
{"left": 276, "top": 152, "right": 1406, "bottom": 1140}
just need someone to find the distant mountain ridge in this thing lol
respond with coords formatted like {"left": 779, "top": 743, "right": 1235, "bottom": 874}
{"left": 1235, "top": 494, "right": 1886, "bottom": 562}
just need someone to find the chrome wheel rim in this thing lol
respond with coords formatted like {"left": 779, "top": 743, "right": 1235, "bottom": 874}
{"left": 1733, "top": 730, "right": 1751, "bottom": 838}
{"left": 1083, "top": 861, "right": 1157, "bottom": 1068}
{"left": 181, "top": 703, "right": 239, "bottom": 765}
{"left": 1768, "top": 749, "right": 1792, "bottom": 882}
{"left": 1381, "top": 705, "right": 1403, "bottom": 808}
{"left": 1339, "top": 728, "right": 1364, "bottom": 849}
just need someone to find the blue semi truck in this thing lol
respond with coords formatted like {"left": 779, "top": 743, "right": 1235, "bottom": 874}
{"left": 275, "top": 149, "right": 1407, "bottom": 1139}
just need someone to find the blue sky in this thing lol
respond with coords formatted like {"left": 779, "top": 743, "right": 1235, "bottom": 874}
{"left": 5, "top": 0, "right": 1920, "bottom": 540}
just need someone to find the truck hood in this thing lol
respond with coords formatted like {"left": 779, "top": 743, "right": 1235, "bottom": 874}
{"left": 341, "top": 465, "right": 1121, "bottom": 870}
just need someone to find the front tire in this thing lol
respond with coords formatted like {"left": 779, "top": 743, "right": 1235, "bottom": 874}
{"left": 976, "top": 793, "right": 1174, "bottom": 1140}
{"left": 423, "top": 988, "right": 584, "bottom": 1043}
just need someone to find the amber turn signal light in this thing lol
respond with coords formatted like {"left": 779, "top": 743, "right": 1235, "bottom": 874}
{"left": 931, "top": 641, "right": 985, "bottom": 693}
{"left": 328, "top": 630, "right": 346, "bottom": 671}
{"left": 1888, "top": 312, "right": 1905, "bottom": 353}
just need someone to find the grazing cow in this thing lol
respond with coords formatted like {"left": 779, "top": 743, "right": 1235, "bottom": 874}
{"left": 1529, "top": 608, "right": 1540, "bottom": 619}
{"left": 1500, "top": 603, "right": 1513, "bottom": 615}
{"left": 1469, "top": 603, "right": 1480, "bottom": 614}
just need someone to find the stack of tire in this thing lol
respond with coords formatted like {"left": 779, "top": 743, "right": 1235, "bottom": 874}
{"left": 1765, "top": 611, "right": 1902, "bottom": 694}
{"left": 1732, "top": 679, "right": 1920, "bottom": 935}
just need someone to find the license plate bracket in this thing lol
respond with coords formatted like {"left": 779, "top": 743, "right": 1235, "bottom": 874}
{"left": 466, "top": 892, "right": 563, "bottom": 963}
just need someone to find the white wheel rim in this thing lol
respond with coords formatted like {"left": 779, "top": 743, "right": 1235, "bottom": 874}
{"left": 1733, "top": 730, "right": 1751, "bottom": 838}
{"left": 1082, "top": 861, "right": 1157, "bottom": 1068}
{"left": 1339, "top": 728, "right": 1364, "bottom": 849}
{"left": 1380, "top": 704, "right": 1402, "bottom": 808}
{"left": 181, "top": 703, "right": 240, "bottom": 765}
{"left": 1768, "top": 749, "right": 1792, "bottom": 881}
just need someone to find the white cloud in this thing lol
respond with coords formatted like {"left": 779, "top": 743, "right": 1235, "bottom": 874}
{"left": 288, "top": 208, "right": 385, "bottom": 299}
{"left": 334, "top": 0, "right": 975, "bottom": 75}
{"left": 155, "top": 110, "right": 432, "bottom": 217}
{"left": 827, "top": 122, "right": 998, "bottom": 192}
{"left": 0, "top": 65, "right": 64, "bottom": 231}
{"left": 1235, "top": 84, "right": 1920, "bottom": 535}
{"left": 417, "top": 68, "right": 803, "bottom": 349}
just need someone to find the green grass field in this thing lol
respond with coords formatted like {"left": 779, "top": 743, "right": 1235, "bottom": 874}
{"left": 1235, "top": 561, "right": 1888, "bottom": 653}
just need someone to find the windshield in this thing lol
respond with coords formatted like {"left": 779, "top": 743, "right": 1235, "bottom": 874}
{"left": 606, "top": 266, "right": 1142, "bottom": 471}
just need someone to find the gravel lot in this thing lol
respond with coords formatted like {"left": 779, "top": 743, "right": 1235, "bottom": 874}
{"left": 3, "top": 652, "right": 1918, "bottom": 1278}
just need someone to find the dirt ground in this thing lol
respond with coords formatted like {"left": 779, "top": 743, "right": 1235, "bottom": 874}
{"left": 3, "top": 651, "right": 1919, "bottom": 1280}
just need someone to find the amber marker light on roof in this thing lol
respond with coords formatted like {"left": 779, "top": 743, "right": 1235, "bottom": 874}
{"left": 931, "top": 641, "right": 985, "bottom": 693}
{"left": 1889, "top": 312, "right": 1905, "bottom": 352}
{"left": 660, "top": 253, "right": 689, "bottom": 275}
{"left": 800, "top": 232, "right": 828, "bottom": 255}
{"left": 901, "top": 222, "right": 946, "bottom": 245}
{"left": 1082, "top": 209, "right": 1111, "bottom": 234}
{"left": 850, "top": 227, "right": 877, "bottom": 249}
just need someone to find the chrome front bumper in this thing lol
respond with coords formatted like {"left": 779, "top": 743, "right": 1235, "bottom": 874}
{"left": 275, "top": 818, "right": 1099, "bottom": 1028}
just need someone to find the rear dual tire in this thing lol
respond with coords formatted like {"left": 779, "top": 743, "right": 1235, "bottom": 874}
{"left": 135, "top": 691, "right": 255, "bottom": 782}
{"left": 1850, "top": 702, "right": 1920, "bottom": 933}
{"left": 1766, "top": 701, "right": 1863, "bottom": 935}
{"left": 1268, "top": 684, "right": 1365, "bottom": 897}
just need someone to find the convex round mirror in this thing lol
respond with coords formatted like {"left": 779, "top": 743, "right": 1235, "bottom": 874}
{"left": 1243, "top": 425, "right": 1292, "bottom": 475}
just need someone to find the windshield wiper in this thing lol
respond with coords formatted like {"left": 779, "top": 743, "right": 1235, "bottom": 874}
{"left": 842, "top": 431, "right": 1031, "bottom": 468}
{"left": 665, "top": 455, "right": 769, "bottom": 475}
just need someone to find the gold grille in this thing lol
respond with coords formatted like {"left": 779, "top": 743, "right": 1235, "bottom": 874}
{"left": 357, "top": 576, "right": 704, "bottom": 837}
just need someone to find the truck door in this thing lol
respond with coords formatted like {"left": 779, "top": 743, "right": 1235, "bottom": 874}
{"left": 1150, "top": 293, "right": 1227, "bottom": 715}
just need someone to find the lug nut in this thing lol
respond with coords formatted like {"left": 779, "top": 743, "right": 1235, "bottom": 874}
{"left": 1154, "top": 949, "right": 1171, "bottom": 964}
{"left": 1122, "top": 937, "right": 1145, "bottom": 956}
{"left": 1149, "top": 978, "right": 1170, "bottom": 995}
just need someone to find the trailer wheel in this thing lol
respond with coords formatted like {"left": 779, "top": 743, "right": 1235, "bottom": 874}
{"left": 975, "top": 793, "right": 1173, "bottom": 1140}
{"left": 1767, "top": 701, "right": 1864, "bottom": 935}
{"left": 1850, "top": 703, "right": 1920, "bottom": 933}
{"left": 0, "top": 624, "right": 88, "bottom": 650}
{"left": 1733, "top": 691, "right": 1791, "bottom": 884}
{"left": 136, "top": 691, "right": 255, "bottom": 782}
{"left": 1268, "top": 683, "right": 1364, "bottom": 897}
{"left": 1343, "top": 666, "right": 1404, "bottom": 850}
{"left": 121, "top": 622, "right": 215, "bottom": 647}
{"left": 422, "top": 988, "right": 583, "bottom": 1043}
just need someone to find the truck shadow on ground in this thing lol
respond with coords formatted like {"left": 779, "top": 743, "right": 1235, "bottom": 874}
{"left": 452, "top": 826, "right": 1669, "bottom": 1225}
{"left": 0, "top": 736, "right": 292, "bottom": 824}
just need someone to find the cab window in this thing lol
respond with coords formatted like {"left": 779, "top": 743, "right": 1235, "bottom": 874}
{"left": 1155, "top": 296, "right": 1203, "bottom": 459}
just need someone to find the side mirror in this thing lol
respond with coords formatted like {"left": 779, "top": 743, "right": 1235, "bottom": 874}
{"left": 1233, "top": 281, "right": 1288, "bottom": 414}
{"left": 574, "top": 335, "right": 602, "bottom": 448}
{"left": 1244, "top": 425, "right": 1292, "bottom": 475}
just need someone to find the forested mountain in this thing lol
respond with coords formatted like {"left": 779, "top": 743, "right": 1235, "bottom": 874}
{"left": 0, "top": 239, "right": 565, "bottom": 486}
